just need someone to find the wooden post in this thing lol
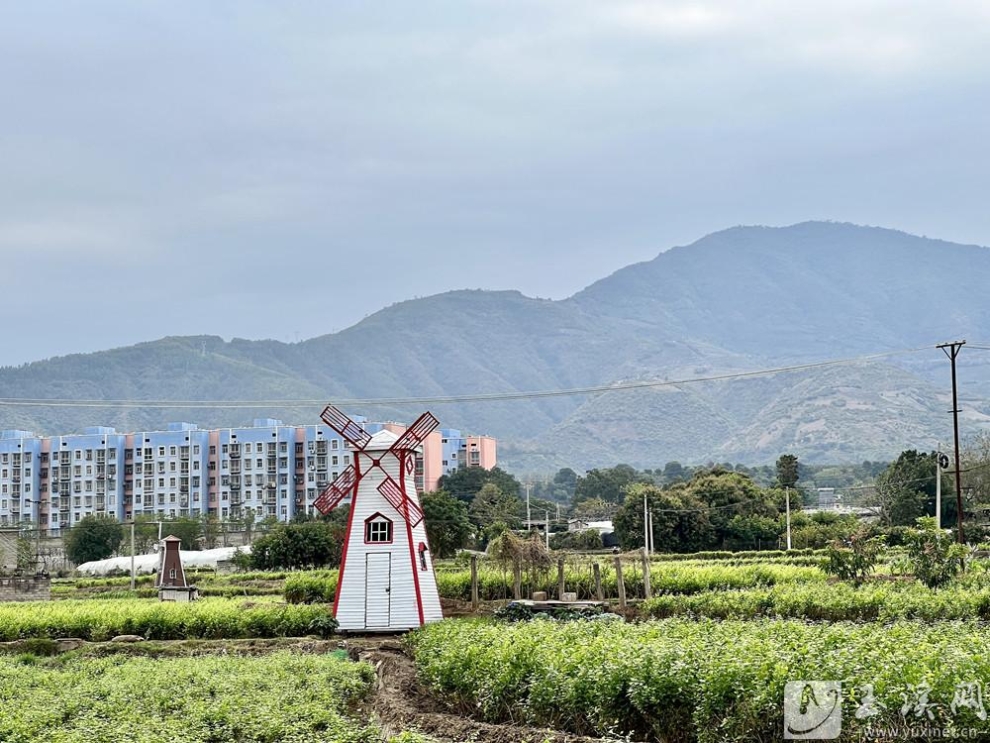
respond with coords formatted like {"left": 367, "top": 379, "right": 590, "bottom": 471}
{"left": 470, "top": 555, "right": 479, "bottom": 610}
{"left": 592, "top": 561, "right": 604, "bottom": 602}
{"left": 614, "top": 556, "right": 626, "bottom": 609}
{"left": 512, "top": 558, "right": 522, "bottom": 600}
{"left": 557, "top": 557, "right": 565, "bottom": 599}
{"left": 641, "top": 547, "right": 652, "bottom": 600}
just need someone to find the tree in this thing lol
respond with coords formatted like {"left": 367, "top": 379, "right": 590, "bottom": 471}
{"left": 422, "top": 490, "right": 472, "bottom": 558}
{"left": 724, "top": 514, "right": 781, "bottom": 550}
{"left": 437, "top": 466, "right": 522, "bottom": 504}
{"left": 65, "top": 515, "right": 124, "bottom": 565}
{"left": 661, "top": 461, "right": 691, "bottom": 485}
{"left": 160, "top": 516, "right": 202, "bottom": 550}
{"left": 776, "top": 454, "right": 799, "bottom": 489}
{"left": 574, "top": 465, "right": 646, "bottom": 506}
{"left": 614, "top": 483, "right": 715, "bottom": 552}
{"left": 250, "top": 520, "right": 343, "bottom": 570}
{"left": 685, "top": 470, "right": 777, "bottom": 547}
{"left": 571, "top": 497, "right": 617, "bottom": 521}
{"left": 871, "top": 450, "right": 937, "bottom": 526}
{"left": 469, "top": 483, "right": 523, "bottom": 540}
{"left": 200, "top": 514, "right": 221, "bottom": 549}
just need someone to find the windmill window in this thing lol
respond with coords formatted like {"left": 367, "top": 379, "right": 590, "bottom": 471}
{"left": 365, "top": 514, "right": 393, "bottom": 544}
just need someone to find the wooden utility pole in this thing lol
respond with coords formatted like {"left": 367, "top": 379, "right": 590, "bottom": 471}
{"left": 470, "top": 555, "right": 479, "bottom": 610}
{"left": 614, "top": 556, "right": 626, "bottom": 609}
{"left": 592, "top": 562, "right": 603, "bottom": 601}
{"left": 641, "top": 547, "right": 652, "bottom": 600}
{"left": 937, "top": 340, "right": 966, "bottom": 543}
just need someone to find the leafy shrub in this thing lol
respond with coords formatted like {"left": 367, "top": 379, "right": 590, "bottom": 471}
{"left": 284, "top": 571, "right": 338, "bottom": 604}
{"left": 822, "top": 530, "right": 885, "bottom": 584}
{"left": 0, "top": 598, "right": 334, "bottom": 641}
{"left": 905, "top": 517, "right": 967, "bottom": 589}
{"left": 0, "top": 651, "right": 377, "bottom": 742}
{"left": 410, "top": 618, "right": 990, "bottom": 742}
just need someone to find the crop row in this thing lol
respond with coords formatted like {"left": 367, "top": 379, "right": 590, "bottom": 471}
{"left": 410, "top": 618, "right": 990, "bottom": 743}
{"left": 0, "top": 650, "right": 376, "bottom": 743}
{"left": 277, "top": 562, "right": 822, "bottom": 604}
{"left": 643, "top": 581, "right": 990, "bottom": 621}
{"left": 0, "top": 598, "right": 334, "bottom": 641}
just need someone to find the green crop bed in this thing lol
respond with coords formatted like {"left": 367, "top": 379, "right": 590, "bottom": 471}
{"left": 0, "top": 651, "right": 376, "bottom": 743}
{"left": 410, "top": 617, "right": 990, "bottom": 743}
{"left": 0, "top": 598, "right": 333, "bottom": 641}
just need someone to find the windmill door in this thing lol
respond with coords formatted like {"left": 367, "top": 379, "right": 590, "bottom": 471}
{"left": 365, "top": 552, "right": 391, "bottom": 628}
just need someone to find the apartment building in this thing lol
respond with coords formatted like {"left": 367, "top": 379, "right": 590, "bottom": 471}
{"left": 0, "top": 418, "right": 496, "bottom": 531}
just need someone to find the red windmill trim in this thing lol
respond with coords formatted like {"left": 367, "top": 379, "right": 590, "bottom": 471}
{"left": 401, "top": 450, "right": 427, "bottom": 626}
{"left": 321, "top": 404, "right": 372, "bottom": 450}
{"left": 377, "top": 476, "right": 425, "bottom": 526}
{"left": 314, "top": 464, "right": 357, "bottom": 514}
{"left": 332, "top": 453, "right": 363, "bottom": 619}
{"left": 389, "top": 411, "right": 439, "bottom": 454}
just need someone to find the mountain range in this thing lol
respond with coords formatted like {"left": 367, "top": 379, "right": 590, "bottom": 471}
{"left": 3, "top": 221, "right": 990, "bottom": 471}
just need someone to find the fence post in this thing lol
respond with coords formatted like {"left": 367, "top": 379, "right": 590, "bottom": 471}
{"left": 592, "top": 561, "right": 604, "bottom": 602}
{"left": 557, "top": 557, "right": 566, "bottom": 599}
{"left": 642, "top": 547, "right": 652, "bottom": 600}
{"left": 471, "top": 555, "right": 479, "bottom": 610}
{"left": 512, "top": 558, "right": 522, "bottom": 600}
{"left": 614, "top": 556, "right": 626, "bottom": 609}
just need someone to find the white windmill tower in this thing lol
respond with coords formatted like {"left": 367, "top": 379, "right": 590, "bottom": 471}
{"left": 314, "top": 405, "right": 443, "bottom": 631}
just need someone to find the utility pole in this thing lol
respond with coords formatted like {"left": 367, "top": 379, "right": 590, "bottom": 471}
{"left": 935, "top": 444, "right": 947, "bottom": 530}
{"left": 937, "top": 341, "right": 966, "bottom": 543}
{"left": 785, "top": 486, "right": 792, "bottom": 551}
{"left": 526, "top": 482, "right": 531, "bottom": 530}
{"left": 544, "top": 509, "right": 549, "bottom": 550}
{"left": 130, "top": 521, "right": 136, "bottom": 590}
{"left": 643, "top": 491, "right": 649, "bottom": 554}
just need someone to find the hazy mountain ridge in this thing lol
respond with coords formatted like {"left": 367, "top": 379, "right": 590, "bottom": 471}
{"left": 2, "top": 222, "right": 989, "bottom": 469}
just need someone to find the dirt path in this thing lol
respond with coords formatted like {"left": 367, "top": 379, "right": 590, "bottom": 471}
{"left": 347, "top": 637, "right": 616, "bottom": 743}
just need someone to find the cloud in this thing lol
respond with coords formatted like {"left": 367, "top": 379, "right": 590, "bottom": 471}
{"left": 0, "top": 0, "right": 989, "bottom": 366}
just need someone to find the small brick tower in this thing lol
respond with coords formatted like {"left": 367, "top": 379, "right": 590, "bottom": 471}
{"left": 157, "top": 535, "right": 198, "bottom": 602}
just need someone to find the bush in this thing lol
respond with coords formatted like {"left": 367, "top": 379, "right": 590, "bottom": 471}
{"left": 251, "top": 521, "right": 343, "bottom": 571}
{"left": 549, "top": 529, "right": 604, "bottom": 551}
{"left": 284, "top": 571, "right": 338, "bottom": 604}
{"left": 905, "top": 517, "right": 967, "bottom": 589}
{"left": 822, "top": 530, "right": 885, "bottom": 584}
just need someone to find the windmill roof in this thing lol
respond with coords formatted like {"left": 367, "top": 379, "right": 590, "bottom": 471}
{"left": 365, "top": 429, "right": 401, "bottom": 450}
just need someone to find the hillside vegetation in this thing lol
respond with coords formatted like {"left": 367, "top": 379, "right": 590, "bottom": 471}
{"left": 3, "top": 222, "right": 990, "bottom": 466}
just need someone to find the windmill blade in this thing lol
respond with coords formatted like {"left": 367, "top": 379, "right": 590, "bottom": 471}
{"left": 404, "top": 498, "right": 425, "bottom": 528}
{"left": 313, "top": 464, "right": 357, "bottom": 514}
{"left": 389, "top": 411, "right": 440, "bottom": 453}
{"left": 377, "top": 476, "right": 406, "bottom": 515}
{"left": 320, "top": 404, "right": 372, "bottom": 450}
{"left": 378, "top": 475, "right": 425, "bottom": 527}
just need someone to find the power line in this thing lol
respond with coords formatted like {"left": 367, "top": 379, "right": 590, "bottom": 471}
{"left": 0, "top": 345, "right": 931, "bottom": 410}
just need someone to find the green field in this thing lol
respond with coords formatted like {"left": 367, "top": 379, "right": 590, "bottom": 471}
{"left": 410, "top": 617, "right": 990, "bottom": 742}
{"left": 0, "top": 597, "right": 334, "bottom": 641}
{"left": 0, "top": 650, "right": 376, "bottom": 743}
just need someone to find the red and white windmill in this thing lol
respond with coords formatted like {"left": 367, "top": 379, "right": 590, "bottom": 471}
{"left": 314, "top": 404, "right": 443, "bottom": 631}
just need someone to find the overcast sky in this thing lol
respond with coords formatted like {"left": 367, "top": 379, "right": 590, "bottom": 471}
{"left": 2, "top": 1, "right": 989, "bottom": 366}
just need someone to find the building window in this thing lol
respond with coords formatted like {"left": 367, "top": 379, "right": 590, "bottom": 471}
{"left": 364, "top": 514, "right": 393, "bottom": 544}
